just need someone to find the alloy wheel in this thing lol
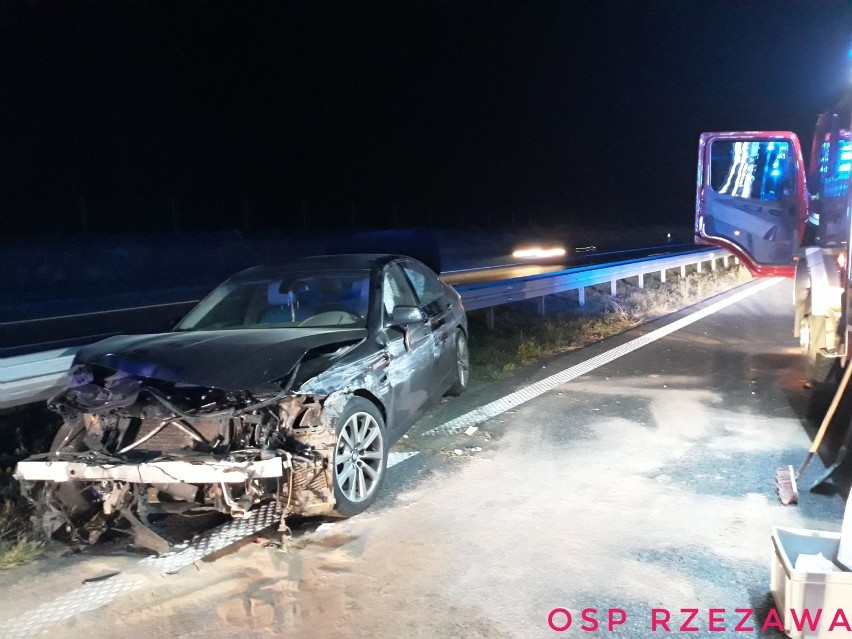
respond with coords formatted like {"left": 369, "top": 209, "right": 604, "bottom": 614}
{"left": 334, "top": 412, "right": 385, "bottom": 503}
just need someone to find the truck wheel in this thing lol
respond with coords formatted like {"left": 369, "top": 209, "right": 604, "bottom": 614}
{"left": 330, "top": 398, "right": 388, "bottom": 517}
{"left": 801, "top": 313, "right": 835, "bottom": 385}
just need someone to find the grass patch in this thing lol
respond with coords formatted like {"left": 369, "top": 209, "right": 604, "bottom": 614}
{"left": 468, "top": 264, "right": 752, "bottom": 381}
{"left": 0, "top": 471, "right": 44, "bottom": 571}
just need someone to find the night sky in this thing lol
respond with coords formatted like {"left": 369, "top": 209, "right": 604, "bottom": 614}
{"left": 2, "top": 1, "right": 851, "bottom": 237}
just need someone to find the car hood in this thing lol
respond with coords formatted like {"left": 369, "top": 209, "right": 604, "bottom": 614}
{"left": 73, "top": 328, "right": 367, "bottom": 390}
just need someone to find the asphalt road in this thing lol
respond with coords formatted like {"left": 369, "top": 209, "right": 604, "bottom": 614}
{"left": 0, "top": 277, "right": 846, "bottom": 639}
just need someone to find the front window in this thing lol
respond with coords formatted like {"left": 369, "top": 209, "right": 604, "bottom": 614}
{"left": 710, "top": 139, "right": 793, "bottom": 202}
{"left": 401, "top": 262, "right": 444, "bottom": 307}
{"left": 382, "top": 265, "right": 417, "bottom": 318}
{"left": 176, "top": 270, "right": 370, "bottom": 330}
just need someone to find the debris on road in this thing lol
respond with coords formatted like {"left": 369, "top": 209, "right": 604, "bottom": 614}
{"left": 81, "top": 571, "right": 121, "bottom": 584}
{"left": 775, "top": 465, "right": 798, "bottom": 505}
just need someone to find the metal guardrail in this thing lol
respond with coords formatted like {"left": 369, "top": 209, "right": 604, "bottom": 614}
{"left": 0, "top": 247, "right": 732, "bottom": 409}
{"left": 455, "top": 247, "right": 733, "bottom": 313}
{"left": 0, "top": 346, "right": 81, "bottom": 409}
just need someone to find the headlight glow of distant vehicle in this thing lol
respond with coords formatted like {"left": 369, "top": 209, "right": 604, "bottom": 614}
{"left": 512, "top": 246, "right": 567, "bottom": 260}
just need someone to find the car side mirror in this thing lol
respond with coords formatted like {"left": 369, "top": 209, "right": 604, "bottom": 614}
{"left": 390, "top": 306, "right": 425, "bottom": 327}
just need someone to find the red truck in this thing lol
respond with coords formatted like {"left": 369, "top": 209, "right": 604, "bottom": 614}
{"left": 695, "top": 93, "right": 852, "bottom": 385}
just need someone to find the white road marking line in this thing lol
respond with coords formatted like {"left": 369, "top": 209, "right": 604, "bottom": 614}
{"left": 2, "top": 503, "right": 283, "bottom": 638}
{"left": 8, "top": 300, "right": 199, "bottom": 324}
{"left": 138, "top": 501, "right": 282, "bottom": 574}
{"left": 387, "top": 451, "right": 419, "bottom": 467}
{"left": 2, "top": 577, "right": 145, "bottom": 639}
{"left": 422, "top": 278, "right": 781, "bottom": 437}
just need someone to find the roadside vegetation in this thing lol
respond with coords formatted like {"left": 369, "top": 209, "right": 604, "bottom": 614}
{"left": 0, "top": 474, "right": 43, "bottom": 571}
{"left": 0, "top": 406, "right": 58, "bottom": 571}
{"left": 467, "top": 264, "right": 752, "bottom": 382}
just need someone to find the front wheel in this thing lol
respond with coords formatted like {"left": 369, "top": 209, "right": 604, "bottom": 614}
{"left": 330, "top": 397, "right": 388, "bottom": 517}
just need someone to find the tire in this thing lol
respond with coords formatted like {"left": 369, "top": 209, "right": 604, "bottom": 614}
{"left": 801, "top": 313, "right": 837, "bottom": 386}
{"left": 445, "top": 330, "right": 469, "bottom": 397}
{"left": 330, "top": 397, "right": 388, "bottom": 517}
{"left": 802, "top": 313, "right": 822, "bottom": 371}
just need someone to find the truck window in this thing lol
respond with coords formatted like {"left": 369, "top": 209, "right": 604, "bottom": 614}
{"left": 810, "top": 131, "right": 851, "bottom": 246}
{"left": 710, "top": 140, "right": 793, "bottom": 202}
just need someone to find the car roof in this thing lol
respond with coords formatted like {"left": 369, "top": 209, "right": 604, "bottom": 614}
{"left": 230, "top": 254, "right": 405, "bottom": 280}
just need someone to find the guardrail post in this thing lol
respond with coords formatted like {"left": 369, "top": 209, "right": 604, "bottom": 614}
{"left": 486, "top": 307, "right": 495, "bottom": 331}
{"left": 735, "top": 257, "right": 740, "bottom": 265}
{"left": 680, "top": 265, "right": 686, "bottom": 278}
{"left": 710, "top": 257, "right": 717, "bottom": 271}
{"left": 723, "top": 255, "right": 729, "bottom": 268}
{"left": 578, "top": 287, "right": 586, "bottom": 307}
{"left": 638, "top": 273, "right": 644, "bottom": 289}
{"left": 537, "top": 296, "right": 546, "bottom": 316}
{"left": 610, "top": 279, "right": 617, "bottom": 296}
{"left": 696, "top": 260, "right": 703, "bottom": 273}
{"left": 660, "top": 268, "right": 666, "bottom": 283}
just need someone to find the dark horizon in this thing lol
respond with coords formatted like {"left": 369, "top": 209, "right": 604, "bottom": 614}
{"left": 2, "top": 1, "right": 851, "bottom": 237}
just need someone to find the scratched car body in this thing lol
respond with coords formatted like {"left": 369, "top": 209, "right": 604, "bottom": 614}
{"left": 15, "top": 254, "right": 468, "bottom": 551}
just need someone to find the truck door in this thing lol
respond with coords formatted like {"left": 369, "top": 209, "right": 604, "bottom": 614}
{"left": 695, "top": 131, "right": 807, "bottom": 277}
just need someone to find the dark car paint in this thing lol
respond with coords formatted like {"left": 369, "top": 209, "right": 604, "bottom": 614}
{"left": 295, "top": 257, "right": 466, "bottom": 440}
{"left": 72, "top": 328, "right": 367, "bottom": 391}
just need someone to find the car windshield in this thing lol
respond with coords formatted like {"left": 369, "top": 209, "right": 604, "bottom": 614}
{"left": 176, "top": 269, "right": 371, "bottom": 331}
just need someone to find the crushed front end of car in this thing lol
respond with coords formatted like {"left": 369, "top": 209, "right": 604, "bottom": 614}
{"left": 14, "top": 361, "right": 347, "bottom": 553}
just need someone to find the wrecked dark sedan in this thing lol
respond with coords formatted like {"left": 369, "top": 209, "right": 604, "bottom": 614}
{"left": 15, "top": 254, "right": 468, "bottom": 550}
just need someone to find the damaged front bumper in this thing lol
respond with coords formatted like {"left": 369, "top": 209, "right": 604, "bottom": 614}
{"left": 16, "top": 386, "right": 351, "bottom": 550}
{"left": 14, "top": 456, "right": 289, "bottom": 484}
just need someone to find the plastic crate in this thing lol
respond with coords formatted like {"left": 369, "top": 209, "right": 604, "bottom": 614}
{"left": 771, "top": 526, "right": 852, "bottom": 638}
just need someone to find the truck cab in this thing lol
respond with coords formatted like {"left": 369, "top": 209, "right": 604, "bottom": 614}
{"left": 695, "top": 97, "right": 852, "bottom": 383}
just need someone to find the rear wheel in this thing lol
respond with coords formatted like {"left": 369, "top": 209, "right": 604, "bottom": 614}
{"left": 330, "top": 398, "right": 388, "bottom": 517}
{"left": 445, "top": 330, "right": 469, "bottom": 396}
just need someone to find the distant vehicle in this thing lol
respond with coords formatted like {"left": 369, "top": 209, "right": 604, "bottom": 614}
{"left": 15, "top": 254, "right": 468, "bottom": 551}
{"left": 512, "top": 245, "right": 567, "bottom": 261}
{"left": 694, "top": 91, "right": 851, "bottom": 385}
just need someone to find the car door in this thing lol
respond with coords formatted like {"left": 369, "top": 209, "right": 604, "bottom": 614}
{"left": 400, "top": 259, "right": 456, "bottom": 385}
{"left": 381, "top": 261, "right": 436, "bottom": 435}
{"left": 695, "top": 131, "right": 807, "bottom": 277}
